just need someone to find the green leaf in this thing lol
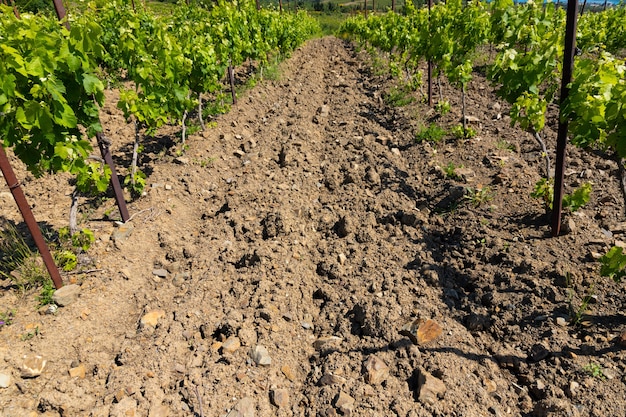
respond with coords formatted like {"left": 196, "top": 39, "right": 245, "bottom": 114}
{"left": 25, "top": 57, "right": 44, "bottom": 77}
{"left": 82, "top": 73, "right": 103, "bottom": 95}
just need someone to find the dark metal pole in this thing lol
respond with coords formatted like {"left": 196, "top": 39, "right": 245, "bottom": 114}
{"left": 551, "top": 0, "right": 579, "bottom": 236}
{"left": 229, "top": 61, "right": 237, "bottom": 105}
{"left": 50, "top": 2, "right": 130, "bottom": 224}
{"left": 8, "top": 0, "right": 20, "bottom": 18}
{"left": 51, "top": 0, "right": 69, "bottom": 30}
{"left": 428, "top": 0, "right": 433, "bottom": 107}
{"left": 96, "top": 134, "right": 130, "bottom": 222}
{"left": 0, "top": 147, "right": 63, "bottom": 289}
{"left": 580, "top": 0, "right": 587, "bottom": 15}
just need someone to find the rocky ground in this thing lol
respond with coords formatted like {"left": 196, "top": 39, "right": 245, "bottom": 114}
{"left": 1, "top": 36, "right": 626, "bottom": 417}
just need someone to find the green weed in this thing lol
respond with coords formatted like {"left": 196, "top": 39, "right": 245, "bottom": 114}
{"left": 54, "top": 250, "right": 78, "bottom": 272}
{"left": 197, "top": 156, "right": 216, "bottom": 168}
{"left": 37, "top": 279, "right": 55, "bottom": 307}
{"left": 58, "top": 227, "right": 95, "bottom": 253}
{"left": 384, "top": 86, "right": 415, "bottom": 107}
{"left": 20, "top": 326, "right": 40, "bottom": 341}
{"left": 435, "top": 100, "right": 451, "bottom": 115}
{"left": 568, "top": 281, "right": 595, "bottom": 326}
{"left": 451, "top": 124, "right": 477, "bottom": 139}
{"left": 124, "top": 169, "right": 147, "bottom": 198}
{"left": 416, "top": 123, "right": 446, "bottom": 143}
{"left": 464, "top": 186, "right": 494, "bottom": 207}
{"left": 582, "top": 362, "right": 605, "bottom": 379}
{"left": 444, "top": 162, "right": 462, "bottom": 180}
{"left": 532, "top": 179, "right": 592, "bottom": 213}
{"left": 0, "top": 310, "right": 15, "bottom": 328}
{"left": 497, "top": 139, "right": 516, "bottom": 152}
{"left": 0, "top": 223, "right": 49, "bottom": 292}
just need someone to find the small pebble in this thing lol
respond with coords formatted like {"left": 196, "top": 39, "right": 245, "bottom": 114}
{"left": 0, "top": 372, "right": 11, "bottom": 388}
{"left": 555, "top": 317, "right": 568, "bottom": 327}
{"left": 250, "top": 345, "right": 271, "bottom": 366}
{"left": 271, "top": 388, "right": 290, "bottom": 408}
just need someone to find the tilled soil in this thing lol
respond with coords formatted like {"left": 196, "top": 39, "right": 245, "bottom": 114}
{"left": 1, "top": 36, "right": 626, "bottom": 417}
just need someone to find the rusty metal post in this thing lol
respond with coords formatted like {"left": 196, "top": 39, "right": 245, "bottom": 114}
{"left": 51, "top": 0, "right": 69, "bottom": 29}
{"left": 8, "top": 0, "right": 20, "bottom": 18}
{"left": 96, "top": 134, "right": 130, "bottom": 222}
{"left": 0, "top": 147, "right": 63, "bottom": 289}
{"left": 552, "top": 0, "right": 579, "bottom": 236}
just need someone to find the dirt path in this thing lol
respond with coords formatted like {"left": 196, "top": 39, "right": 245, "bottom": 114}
{"left": 1, "top": 36, "right": 626, "bottom": 417}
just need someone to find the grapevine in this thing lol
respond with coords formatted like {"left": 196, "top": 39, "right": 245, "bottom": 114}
{"left": 0, "top": 5, "right": 110, "bottom": 192}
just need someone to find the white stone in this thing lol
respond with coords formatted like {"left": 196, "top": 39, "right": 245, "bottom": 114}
{"left": 0, "top": 371, "right": 11, "bottom": 388}
{"left": 52, "top": 284, "right": 81, "bottom": 307}
{"left": 250, "top": 345, "right": 271, "bottom": 366}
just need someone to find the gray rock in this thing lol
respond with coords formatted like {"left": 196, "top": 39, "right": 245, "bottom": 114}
{"left": 319, "top": 373, "right": 347, "bottom": 386}
{"left": 0, "top": 371, "right": 11, "bottom": 388}
{"left": 562, "top": 218, "right": 576, "bottom": 234}
{"left": 313, "top": 105, "right": 330, "bottom": 123}
{"left": 603, "top": 368, "right": 616, "bottom": 380}
{"left": 52, "top": 284, "right": 81, "bottom": 307}
{"left": 363, "top": 355, "right": 389, "bottom": 385}
{"left": 250, "top": 345, "right": 271, "bottom": 366}
{"left": 313, "top": 336, "right": 342, "bottom": 351}
{"left": 464, "top": 115, "right": 481, "bottom": 124}
{"left": 566, "top": 381, "right": 580, "bottom": 398}
{"left": 416, "top": 369, "right": 446, "bottom": 405}
{"left": 555, "top": 317, "right": 568, "bottom": 327}
{"left": 364, "top": 167, "right": 380, "bottom": 185}
{"left": 270, "top": 388, "right": 290, "bottom": 408}
{"left": 43, "top": 304, "right": 58, "bottom": 315}
{"left": 222, "top": 336, "right": 241, "bottom": 354}
{"left": 333, "top": 391, "right": 355, "bottom": 413}
{"left": 226, "top": 397, "right": 255, "bottom": 417}
{"left": 152, "top": 269, "right": 168, "bottom": 278}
